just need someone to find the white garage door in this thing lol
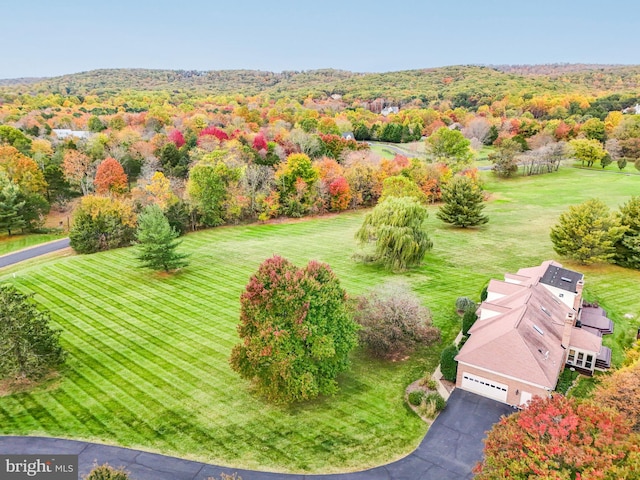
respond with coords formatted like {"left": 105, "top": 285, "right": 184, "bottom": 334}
{"left": 461, "top": 372, "right": 508, "bottom": 403}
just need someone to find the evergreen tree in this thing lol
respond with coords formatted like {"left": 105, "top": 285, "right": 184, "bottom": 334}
{"left": 0, "top": 182, "right": 26, "bottom": 235}
{"left": 135, "top": 204, "right": 189, "bottom": 272}
{"left": 0, "top": 284, "right": 66, "bottom": 380}
{"left": 355, "top": 196, "right": 432, "bottom": 270}
{"left": 437, "top": 176, "right": 488, "bottom": 228}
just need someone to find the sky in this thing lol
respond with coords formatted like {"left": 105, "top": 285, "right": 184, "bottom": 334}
{"left": 2, "top": 0, "right": 639, "bottom": 79}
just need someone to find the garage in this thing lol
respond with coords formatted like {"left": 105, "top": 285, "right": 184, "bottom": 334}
{"left": 461, "top": 372, "right": 508, "bottom": 403}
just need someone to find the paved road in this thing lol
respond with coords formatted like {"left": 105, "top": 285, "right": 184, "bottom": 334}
{"left": 0, "top": 238, "right": 70, "bottom": 268}
{"left": 0, "top": 390, "right": 512, "bottom": 480}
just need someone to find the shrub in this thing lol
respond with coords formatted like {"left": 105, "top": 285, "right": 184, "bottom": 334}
{"left": 480, "top": 283, "right": 488, "bottom": 301}
{"left": 69, "top": 195, "right": 136, "bottom": 254}
{"left": 440, "top": 344, "right": 459, "bottom": 382}
{"left": 353, "top": 285, "right": 440, "bottom": 359}
{"left": 84, "top": 464, "right": 130, "bottom": 480}
{"left": 424, "top": 392, "right": 446, "bottom": 412}
{"left": 419, "top": 377, "right": 437, "bottom": 390}
{"left": 418, "top": 398, "right": 438, "bottom": 419}
{"left": 408, "top": 390, "right": 424, "bottom": 406}
{"left": 462, "top": 310, "right": 478, "bottom": 336}
{"left": 455, "top": 296, "right": 476, "bottom": 313}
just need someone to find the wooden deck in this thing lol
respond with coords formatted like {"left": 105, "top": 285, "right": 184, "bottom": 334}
{"left": 579, "top": 306, "right": 614, "bottom": 335}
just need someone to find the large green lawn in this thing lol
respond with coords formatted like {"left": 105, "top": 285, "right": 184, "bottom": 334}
{"left": 0, "top": 167, "right": 639, "bottom": 472}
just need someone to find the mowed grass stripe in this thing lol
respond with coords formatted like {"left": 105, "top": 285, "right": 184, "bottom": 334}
{"left": 1, "top": 168, "right": 638, "bottom": 472}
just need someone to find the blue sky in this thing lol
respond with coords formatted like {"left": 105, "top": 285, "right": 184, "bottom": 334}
{"left": 2, "top": 0, "right": 639, "bottom": 78}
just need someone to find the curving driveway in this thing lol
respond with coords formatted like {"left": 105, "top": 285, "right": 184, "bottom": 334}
{"left": 0, "top": 238, "right": 70, "bottom": 268}
{"left": 0, "top": 390, "right": 512, "bottom": 480}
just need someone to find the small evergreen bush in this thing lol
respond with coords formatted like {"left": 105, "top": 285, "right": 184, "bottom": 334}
{"left": 456, "top": 296, "right": 476, "bottom": 313}
{"left": 462, "top": 310, "right": 478, "bottom": 336}
{"left": 440, "top": 344, "right": 459, "bottom": 382}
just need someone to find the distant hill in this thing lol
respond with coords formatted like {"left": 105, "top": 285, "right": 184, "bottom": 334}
{"left": 3, "top": 64, "right": 640, "bottom": 105}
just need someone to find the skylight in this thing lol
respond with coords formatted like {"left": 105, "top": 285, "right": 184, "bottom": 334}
{"left": 540, "top": 305, "right": 551, "bottom": 316}
{"left": 560, "top": 277, "right": 573, "bottom": 282}
{"left": 533, "top": 324, "right": 544, "bottom": 335}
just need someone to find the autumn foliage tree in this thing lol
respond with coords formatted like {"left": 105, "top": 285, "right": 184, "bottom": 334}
{"left": 476, "top": 395, "right": 640, "bottom": 479}
{"left": 168, "top": 129, "right": 185, "bottom": 148}
{"left": 593, "top": 354, "right": 640, "bottom": 433}
{"left": 62, "top": 149, "right": 94, "bottom": 195}
{"left": 229, "top": 256, "right": 358, "bottom": 403}
{"left": 328, "top": 176, "right": 351, "bottom": 211}
{"left": 69, "top": 195, "right": 137, "bottom": 254}
{"left": 0, "top": 146, "right": 48, "bottom": 195}
{"left": 94, "top": 157, "right": 128, "bottom": 194}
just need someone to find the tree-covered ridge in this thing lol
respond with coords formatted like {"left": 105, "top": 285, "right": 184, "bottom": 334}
{"left": 3, "top": 64, "right": 640, "bottom": 104}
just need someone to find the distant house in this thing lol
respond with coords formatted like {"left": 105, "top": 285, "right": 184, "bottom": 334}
{"left": 622, "top": 103, "right": 640, "bottom": 115}
{"left": 52, "top": 129, "right": 91, "bottom": 140}
{"left": 381, "top": 106, "right": 399, "bottom": 116}
{"left": 447, "top": 122, "right": 462, "bottom": 130}
{"left": 455, "top": 260, "right": 612, "bottom": 407}
{"left": 341, "top": 131, "right": 355, "bottom": 141}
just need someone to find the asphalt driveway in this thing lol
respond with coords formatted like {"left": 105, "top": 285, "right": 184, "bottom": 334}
{"left": 0, "top": 389, "right": 512, "bottom": 480}
{"left": 0, "top": 238, "right": 70, "bottom": 268}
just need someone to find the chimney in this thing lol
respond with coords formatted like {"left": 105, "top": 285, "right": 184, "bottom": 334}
{"left": 561, "top": 312, "right": 575, "bottom": 350}
{"left": 573, "top": 279, "right": 584, "bottom": 311}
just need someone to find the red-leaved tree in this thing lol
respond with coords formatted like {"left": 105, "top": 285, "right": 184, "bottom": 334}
{"left": 168, "top": 129, "right": 185, "bottom": 148}
{"left": 94, "top": 157, "right": 128, "bottom": 194}
{"left": 252, "top": 132, "right": 268, "bottom": 151}
{"left": 476, "top": 394, "right": 640, "bottom": 479}
{"left": 199, "top": 126, "right": 229, "bottom": 142}
{"left": 328, "top": 176, "right": 351, "bottom": 211}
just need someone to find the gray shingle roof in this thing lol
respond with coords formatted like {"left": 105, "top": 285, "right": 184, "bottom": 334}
{"left": 539, "top": 265, "right": 583, "bottom": 293}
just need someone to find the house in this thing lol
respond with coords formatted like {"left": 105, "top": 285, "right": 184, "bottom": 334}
{"left": 341, "top": 131, "right": 355, "bottom": 141}
{"left": 622, "top": 103, "right": 640, "bottom": 115}
{"left": 381, "top": 106, "right": 399, "bottom": 116}
{"left": 52, "top": 129, "right": 91, "bottom": 140}
{"left": 455, "top": 260, "right": 612, "bottom": 407}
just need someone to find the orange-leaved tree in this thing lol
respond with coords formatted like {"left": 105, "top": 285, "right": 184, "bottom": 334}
{"left": 62, "top": 150, "right": 93, "bottom": 195}
{"left": 94, "top": 157, "right": 128, "bottom": 195}
{"left": 0, "top": 145, "right": 47, "bottom": 195}
{"left": 593, "top": 349, "right": 640, "bottom": 433}
{"left": 476, "top": 394, "right": 639, "bottom": 479}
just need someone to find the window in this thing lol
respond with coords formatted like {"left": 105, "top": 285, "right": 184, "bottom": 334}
{"left": 577, "top": 352, "right": 584, "bottom": 364}
{"left": 585, "top": 355, "right": 593, "bottom": 369}
{"left": 568, "top": 349, "right": 576, "bottom": 363}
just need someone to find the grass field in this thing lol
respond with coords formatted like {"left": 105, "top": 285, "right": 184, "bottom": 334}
{"left": 0, "top": 167, "right": 639, "bottom": 472}
{"left": 0, "top": 233, "right": 65, "bottom": 256}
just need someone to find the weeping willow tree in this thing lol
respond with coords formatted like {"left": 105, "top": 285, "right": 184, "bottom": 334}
{"left": 355, "top": 196, "right": 432, "bottom": 270}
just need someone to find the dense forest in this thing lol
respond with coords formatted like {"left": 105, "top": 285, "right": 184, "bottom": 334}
{"left": 0, "top": 64, "right": 639, "bottom": 252}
